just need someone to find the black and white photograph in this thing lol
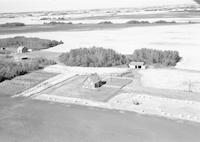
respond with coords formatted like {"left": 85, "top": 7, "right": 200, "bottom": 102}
{"left": 1, "top": 0, "right": 200, "bottom": 141}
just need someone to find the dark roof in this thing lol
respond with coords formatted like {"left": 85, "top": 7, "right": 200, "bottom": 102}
{"left": 17, "top": 46, "right": 28, "bottom": 50}
{"left": 129, "top": 62, "right": 144, "bottom": 66}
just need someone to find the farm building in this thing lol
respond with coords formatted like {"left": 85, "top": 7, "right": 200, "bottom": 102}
{"left": 0, "top": 47, "right": 6, "bottom": 50}
{"left": 17, "top": 46, "right": 28, "bottom": 53}
{"left": 129, "top": 62, "right": 146, "bottom": 69}
{"left": 14, "top": 55, "right": 29, "bottom": 61}
{"left": 82, "top": 73, "right": 106, "bottom": 89}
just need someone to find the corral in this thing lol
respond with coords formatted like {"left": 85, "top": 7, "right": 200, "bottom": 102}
{"left": 40, "top": 75, "right": 132, "bottom": 102}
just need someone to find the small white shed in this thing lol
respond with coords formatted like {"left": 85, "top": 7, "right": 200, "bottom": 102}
{"left": 17, "top": 46, "right": 28, "bottom": 53}
{"left": 129, "top": 62, "right": 146, "bottom": 69}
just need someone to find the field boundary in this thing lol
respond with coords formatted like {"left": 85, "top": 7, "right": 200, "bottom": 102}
{"left": 13, "top": 73, "right": 77, "bottom": 98}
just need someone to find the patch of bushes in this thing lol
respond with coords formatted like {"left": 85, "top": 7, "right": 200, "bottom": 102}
{"left": 43, "top": 21, "right": 69, "bottom": 25}
{"left": 40, "top": 17, "right": 51, "bottom": 20}
{"left": 0, "top": 36, "right": 63, "bottom": 50}
{"left": 59, "top": 47, "right": 128, "bottom": 67}
{"left": 0, "top": 58, "right": 56, "bottom": 82}
{"left": 126, "top": 20, "right": 149, "bottom": 24}
{"left": 154, "top": 20, "right": 176, "bottom": 24}
{"left": 131, "top": 48, "right": 182, "bottom": 66}
{"left": 98, "top": 21, "right": 113, "bottom": 24}
{"left": 0, "top": 22, "right": 25, "bottom": 27}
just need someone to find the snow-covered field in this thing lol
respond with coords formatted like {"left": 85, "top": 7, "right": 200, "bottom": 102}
{"left": 139, "top": 69, "right": 200, "bottom": 92}
{"left": 44, "top": 64, "right": 129, "bottom": 75}
{"left": 1, "top": 24, "right": 200, "bottom": 71}
{"left": 109, "top": 93, "right": 200, "bottom": 123}
{"left": 1, "top": 17, "right": 200, "bottom": 25}
{"left": 68, "top": 17, "right": 200, "bottom": 24}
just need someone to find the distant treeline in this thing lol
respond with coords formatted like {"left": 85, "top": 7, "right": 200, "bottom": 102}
{"left": 126, "top": 20, "right": 149, "bottom": 24}
{"left": 0, "top": 36, "right": 63, "bottom": 50}
{"left": 98, "top": 21, "right": 113, "bottom": 24}
{"left": 97, "top": 20, "right": 177, "bottom": 25}
{"left": 43, "top": 21, "right": 73, "bottom": 25}
{"left": 0, "top": 22, "right": 25, "bottom": 27}
{"left": 126, "top": 20, "right": 176, "bottom": 24}
{"left": 59, "top": 47, "right": 181, "bottom": 67}
{"left": 0, "top": 58, "right": 56, "bottom": 82}
{"left": 131, "top": 48, "right": 181, "bottom": 66}
{"left": 59, "top": 47, "right": 128, "bottom": 67}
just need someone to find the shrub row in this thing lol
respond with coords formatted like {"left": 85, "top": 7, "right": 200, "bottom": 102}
{"left": 59, "top": 47, "right": 182, "bottom": 67}
{"left": 131, "top": 48, "right": 182, "bottom": 66}
{"left": 0, "top": 22, "right": 25, "bottom": 27}
{"left": 0, "top": 58, "right": 56, "bottom": 82}
{"left": 0, "top": 36, "right": 63, "bottom": 50}
{"left": 59, "top": 47, "right": 128, "bottom": 67}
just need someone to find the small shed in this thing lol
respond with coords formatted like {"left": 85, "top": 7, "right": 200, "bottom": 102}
{"left": 14, "top": 55, "right": 29, "bottom": 61}
{"left": 129, "top": 62, "right": 145, "bottom": 69}
{"left": 17, "top": 46, "right": 28, "bottom": 53}
{"left": 0, "top": 47, "right": 6, "bottom": 50}
{"left": 82, "top": 73, "right": 104, "bottom": 89}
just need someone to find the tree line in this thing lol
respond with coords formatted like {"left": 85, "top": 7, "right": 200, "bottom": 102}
{"left": 0, "top": 58, "right": 56, "bottom": 82}
{"left": 59, "top": 47, "right": 182, "bottom": 67}
{"left": 59, "top": 47, "right": 128, "bottom": 67}
{"left": 0, "top": 36, "right": 63, "bottom": 51}
{"left": 131, "top": 48, "right": 182, "bottom": 66}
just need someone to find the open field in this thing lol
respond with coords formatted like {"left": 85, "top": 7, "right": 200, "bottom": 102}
{"left": 109, "top": 93, "right": 200, "bottom": 123}
{"left": 0, "top": 23, "right": 190, "bottom": 35}
{"left": 1, "top": 95, "right": 200, "bottom": 142}
{"left": 139, "top": 69, "right": 200, "bottom": 92}
{"left": 44, "top": 64, "right": 130, "bottom": 74}
{"left": 13, "top": 50, "right": 62, "bottom": 63}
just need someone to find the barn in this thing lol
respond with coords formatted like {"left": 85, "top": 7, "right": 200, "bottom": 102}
{"left": 129, "top": 62, "right": 146, "bottom": 69}
{"left": 82, "top": 73, "right": 106, "bottom": 89}
{"left": 17, "top": 46, "right": 28, "bottom": 53}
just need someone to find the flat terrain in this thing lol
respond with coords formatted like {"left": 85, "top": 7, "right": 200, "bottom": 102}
{"left": 40, "top": 75, "right": 132, "bottom": 102}
{"left": 14, "top": 50, "right": 62, "bottom": 63}
{"left": 139, "top": 69, "right": 200, "bottom": 92}
{"left": 0, "top": 23, "right": 190, "bottom": 35}
{"left": 1, "top": 95, "right": 200, "bottom": 142}
{"left": 1, "top": 23, "right": 200, "bottom": 71}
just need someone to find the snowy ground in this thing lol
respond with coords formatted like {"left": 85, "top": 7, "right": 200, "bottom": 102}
{"left": 44, "top": 64, "right": 130, "bottom": 75}
{"left": 139, "top": 69, "right": 200, "bottom": 92}
{"left": 1, "top": 17, "right": 199, "bottom": 25}
{"left": 109, "top": 93, "right": 200, "bottom": 123}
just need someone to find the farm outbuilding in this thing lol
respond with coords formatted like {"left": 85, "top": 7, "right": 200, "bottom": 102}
{"left": 82, "top": 73, "right": 106, "bottom": 89}
{"left": 17, "top": 46, "right": 28, "bottom": 53}
{"left": 0, "top": 47, "right": 6, "bottom": 50}
{"left": 129, "top": 62, "right": 146, "bottom": 69}
{"left": 14, "top": 55, "right": 29, "bottom": 61}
